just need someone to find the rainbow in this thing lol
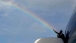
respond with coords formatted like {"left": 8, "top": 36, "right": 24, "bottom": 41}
{"left": 2, "top": 1, "right": 55, "bottom": 30}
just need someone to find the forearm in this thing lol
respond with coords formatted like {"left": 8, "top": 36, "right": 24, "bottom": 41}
{"left": 53, "top": 30, "right": 58, "bottom": 34}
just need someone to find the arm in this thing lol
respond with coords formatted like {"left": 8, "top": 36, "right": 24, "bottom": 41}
{"left": 53, "top": 29, "right": 58, "bottom": 34}
{"left": 67, "top": 30, "right": 71, "bottom": 34}
{"left": 68, "top": 31, "right": 71, "bottom": 34}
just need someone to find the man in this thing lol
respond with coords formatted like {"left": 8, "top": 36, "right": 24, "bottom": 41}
{"left": 53, "top": 29, "right": 65, "bottom": 43}
{"left": 53, "top": 29, "right": 63, "bottom": 38}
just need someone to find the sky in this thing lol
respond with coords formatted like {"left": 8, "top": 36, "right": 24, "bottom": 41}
{"left": 0, "top": 0, "right": 76, "bottom": 43}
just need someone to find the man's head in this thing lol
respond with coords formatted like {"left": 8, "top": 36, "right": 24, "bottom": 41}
{"left": 60, "top": 30, "right": 63, "bottom": 33}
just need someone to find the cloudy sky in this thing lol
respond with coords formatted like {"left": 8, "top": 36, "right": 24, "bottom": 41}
{"left": 0, "top": 0, "right": 76, "bottom": 43}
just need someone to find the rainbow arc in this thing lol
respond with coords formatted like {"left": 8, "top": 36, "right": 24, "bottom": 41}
{"left": 2, "top": 1, "right": 55, "bottom": 30}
